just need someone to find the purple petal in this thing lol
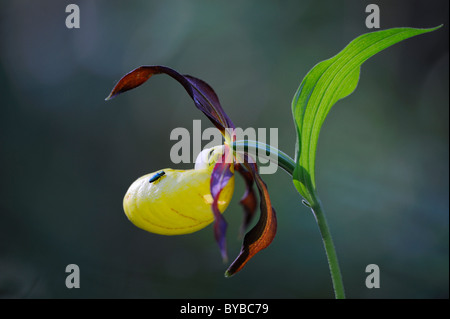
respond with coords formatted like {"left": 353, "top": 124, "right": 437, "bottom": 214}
{"left": 210, "top": 147, "right": 234, "bottom": 262}
{"left": 235, "top": 163, "right": 257, "bottom": 237}
{"left": 105, "top": 65, "right": 234, "bottom": 133}
{"left": 225, "top": 154, "right": 277, "bottom": 277}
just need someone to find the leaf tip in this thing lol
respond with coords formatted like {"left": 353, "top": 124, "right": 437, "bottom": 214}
{"left": 421, "top": 24, "right": 444, "bottom": 33}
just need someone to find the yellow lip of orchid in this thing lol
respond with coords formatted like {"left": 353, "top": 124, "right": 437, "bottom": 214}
{"left": 123, "top": 146, "right": 234, "bottom": 236}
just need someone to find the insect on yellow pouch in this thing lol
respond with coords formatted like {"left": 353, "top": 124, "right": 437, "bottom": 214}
{"left": 123, "top": 146, "right": 235, "bottom": 236}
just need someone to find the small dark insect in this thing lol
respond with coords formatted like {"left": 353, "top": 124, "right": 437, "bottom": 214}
{"left": 149, "top": 171, "right": 166, "bottom": 183}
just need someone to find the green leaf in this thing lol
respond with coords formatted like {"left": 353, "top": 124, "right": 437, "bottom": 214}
{"left": 291, "top": 26, "right": 441, "bottom": 205}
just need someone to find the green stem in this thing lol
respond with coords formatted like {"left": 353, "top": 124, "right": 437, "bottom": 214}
{"left": 232, "top": 140, "right": 346, "bottom": 299}
{"left": 310, "top": 200, "right": 346, "bottom": 299}
{"left": 232, "top": 140, "right": 296, "bottom": 176}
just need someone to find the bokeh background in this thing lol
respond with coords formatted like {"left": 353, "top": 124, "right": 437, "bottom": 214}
{"left": 0, "top": 0, "right": 448, "bottom": 298}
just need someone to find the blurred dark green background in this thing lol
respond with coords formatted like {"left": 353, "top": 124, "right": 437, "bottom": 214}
{"left": 0, "top": 0, "right": 448, "bottom": 298}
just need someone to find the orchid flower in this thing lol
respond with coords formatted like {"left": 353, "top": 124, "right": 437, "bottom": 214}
{"left": 106, "top": 66, "right": 277, "bottom": 277}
